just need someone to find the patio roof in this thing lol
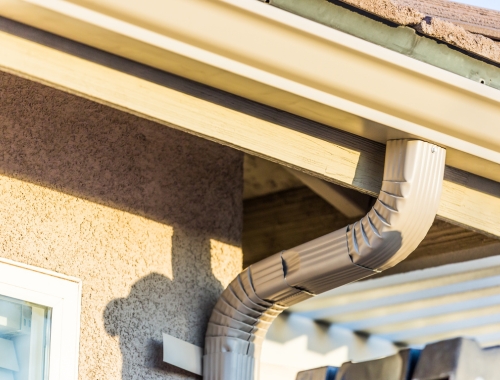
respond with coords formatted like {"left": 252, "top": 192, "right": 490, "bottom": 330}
{"left": 289, "top": 255, "right": 500, "bottom": 348}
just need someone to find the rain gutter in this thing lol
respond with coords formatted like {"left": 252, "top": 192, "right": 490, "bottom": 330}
{"left": 0, "top": 0, "right": 499, "bottom": 183}
{"left": 204, "top": 139, "right": 446, "bottom": 379}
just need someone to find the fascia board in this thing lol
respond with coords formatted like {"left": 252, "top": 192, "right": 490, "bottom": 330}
{"left": 0, "top": 0, "right": 500, "bottom": 182}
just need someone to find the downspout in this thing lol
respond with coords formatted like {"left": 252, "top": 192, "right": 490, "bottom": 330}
{"left": 204, "top": 139, "right": 446, "bottom": 380}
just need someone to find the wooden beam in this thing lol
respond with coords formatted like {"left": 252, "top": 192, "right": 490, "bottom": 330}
{"left": 285, "top": 167, "right": 371, "bottom": 218}
{"left": 243, "top": 187, "right": 360, "bottom": 267}
{"left": 0, "top": 20, "right": 499, "bottom": 237}
{"left": 243, "top": 155, "right": 303, "bottom": 200}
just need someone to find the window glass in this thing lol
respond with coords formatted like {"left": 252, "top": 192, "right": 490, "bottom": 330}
{"left": 0, "top": 295, "right": 52, "bottom": 380}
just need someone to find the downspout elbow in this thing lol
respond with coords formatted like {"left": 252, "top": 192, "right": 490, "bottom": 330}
{"left": 345, "top": 139, "right": 445, "bottom": 272}
{"left": 204, "top": 140, "right": 446, "bottom": 380}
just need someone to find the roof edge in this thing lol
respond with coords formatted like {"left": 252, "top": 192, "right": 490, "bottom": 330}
{"left": 336, "top": 0, "right": 500, "bottom": 64}
{"left": 269, "top": 0, "right": 500, "bottom": 90}
{"left": 1, "top": 0, "right": 499, "bottom": 182}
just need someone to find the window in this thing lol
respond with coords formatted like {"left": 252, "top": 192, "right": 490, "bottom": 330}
{"left": 0, "top": 295, "right": 52, "bottom": 380}
{"left": 0, "top": 259, "right": 81, "bottom": 380}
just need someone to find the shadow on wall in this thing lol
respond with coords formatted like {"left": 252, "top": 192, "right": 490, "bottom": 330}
{"left": 103, "top": 234, "right": 224, "bottom": 379}
{"left": 0, "top": 71, "right": 243, "bottom": 379}
{"left": 0, "top": 71, "right": 242, "bottom": 246}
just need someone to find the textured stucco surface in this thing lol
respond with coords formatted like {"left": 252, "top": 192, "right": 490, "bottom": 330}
{"left": 0, "top": 71, "right": 244, "bottom": 379}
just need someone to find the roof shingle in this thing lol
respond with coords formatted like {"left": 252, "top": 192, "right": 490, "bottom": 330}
{"left": 338, "top": 0, "right": 500, "bottom": 63}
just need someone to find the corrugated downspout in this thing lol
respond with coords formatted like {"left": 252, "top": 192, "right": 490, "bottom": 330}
{"left": 204, "top": 139, "right": 446, "bottom": 380}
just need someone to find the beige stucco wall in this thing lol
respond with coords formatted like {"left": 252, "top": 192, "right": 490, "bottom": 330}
{"left": 0, "top": 72, "right": 243, "bottom": 379}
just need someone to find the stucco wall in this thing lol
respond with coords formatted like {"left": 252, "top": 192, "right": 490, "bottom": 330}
{"left": 0, "top": 72, "right": 244, "bottom": 379}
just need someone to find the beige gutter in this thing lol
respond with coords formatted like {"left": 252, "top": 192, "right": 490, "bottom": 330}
{"left": 1, "top": 0, "right": 500, "bottom": 185}
{"left": 204, "top": 139, "right": 446, "bottom": 379}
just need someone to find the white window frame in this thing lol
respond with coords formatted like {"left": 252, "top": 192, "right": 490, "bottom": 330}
{"left": 0, "top": 258, "right": 82, "bottom": 380}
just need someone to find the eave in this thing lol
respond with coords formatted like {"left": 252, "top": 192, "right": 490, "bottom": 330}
{"left": 1, "top": 0, "right": 500, "bottom": 180}
{"left": 0, "top": 0, "right": 499, "bottom": 238}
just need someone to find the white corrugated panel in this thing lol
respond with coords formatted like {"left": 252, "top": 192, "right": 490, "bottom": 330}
{"left": 289, "top": 255, "right": 500, "bottom": 347}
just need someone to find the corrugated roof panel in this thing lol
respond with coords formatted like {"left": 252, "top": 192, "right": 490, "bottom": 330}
{"left": 289, "top": 255, "right": 500, "bottom": 347}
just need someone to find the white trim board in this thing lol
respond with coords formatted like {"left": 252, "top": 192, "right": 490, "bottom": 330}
{"left": 162, "top": 333, "right": 202, "bottom": 376}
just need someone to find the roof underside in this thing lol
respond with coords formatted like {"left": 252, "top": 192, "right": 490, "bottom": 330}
{"left": 242, "top": 155, "right": 499, "bottom": 270}
{"left": 289, "top": 255, "right": 500, "bottom": 349}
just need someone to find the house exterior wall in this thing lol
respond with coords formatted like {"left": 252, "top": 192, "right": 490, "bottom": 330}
{"left": 0, "top": 72, "right": 244, "bottom": 379}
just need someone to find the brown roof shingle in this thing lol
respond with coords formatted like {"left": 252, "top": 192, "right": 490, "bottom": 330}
{"left": 399, "top": 0, "right": 500, "bottom": 41}
{"left": 338, "top": 0, "right": 500, "bottom": 63}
